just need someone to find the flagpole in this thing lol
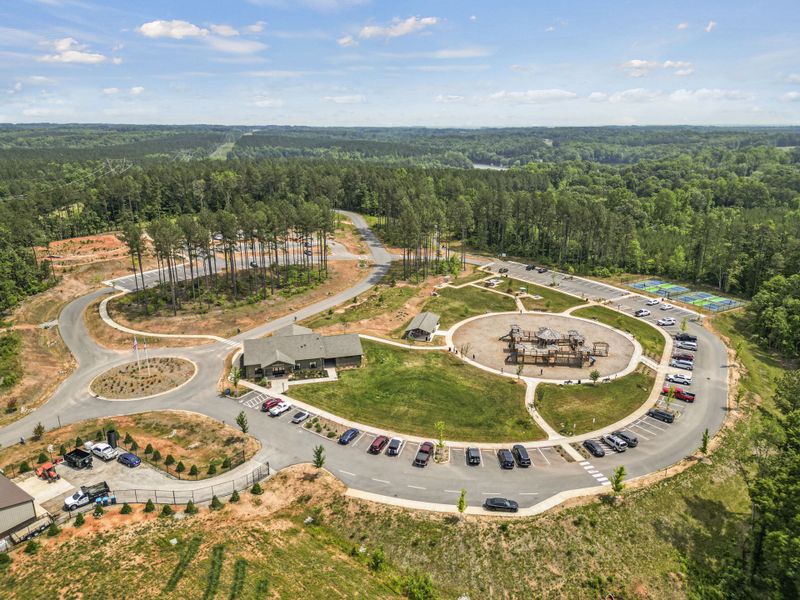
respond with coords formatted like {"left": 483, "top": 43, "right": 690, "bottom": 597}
{"left": 144, "top": 338, "right": 151, "bottom": 377}
{"left": 134, "top": 335, "right": 141, "bottom": 368}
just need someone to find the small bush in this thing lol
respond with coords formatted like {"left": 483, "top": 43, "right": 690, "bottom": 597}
{"left": 47, "top": 522, "right": 60, "bottom": 537}
{"left": 37, "top": 452, "right": 49, "bottom": 464}
{"left": 93, "top": 505, "right": 104, "bottom": 518}
{"left": 207, "top": 463, "right": 217, "bottom": 475}
{"left": 144, "top": 499, "right": 155, "bottom": 513}
{"left": 24, "top": 541, "right": 39, "bottom": 555}
{"left": 229, "top": 490, "right": 240, "bottom": 503}
{"left": 175, "top": 461, "right": 186, "bottom": 473}
{"left": 189, "top": 464, "right": 199, "bottom": 477}
{"left": 152, "top": 450, "right": 162, "bottom": 462}
{"left": 144, "top": 443, "right": 153, "bottom": 455}
{"left": 326, "top": 431, "right": 336, "bottom": 438}
{"left": 165, "top": 454, "right": 175, "bottom": 467}
{"left": 75, "top": 436, "right": 83, "bottom": 447}
{"left": 123, "top": 432, "right": 133, "bottom": 444}
{"left": 251, "top": 482, "right": 263, "bottom": 495}
{"left": 74, "top": 513, "right": 85, "bottom": 527}
{"left": 185, "top": 501, "right": 199, "bottom": 515}
{"left": 160, "top": 504, "right": 174, "bottom": 517}
{"left": 221, "top": 457, "right": 231, "bottom": 469}
{"left": 59, "top": 444, "right": 67, "bottom": 457}
{"left": 0, "top": 552, "right": 11, "bottom": 568}
{"left": 210, "top": 495, "right": 223, "bottom": 510}
{"left": 120, "top": 503, "right": 133, "bottom": 515}
{"left": 18, "top": 461, "right": 31, "bottom": 474}
{"left": 130, "top": 440, "right": 139, "bottom": 451}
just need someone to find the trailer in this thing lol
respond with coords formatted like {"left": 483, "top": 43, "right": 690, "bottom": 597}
{"left": 63, "top": 448, "right": 93, "bottom": 469}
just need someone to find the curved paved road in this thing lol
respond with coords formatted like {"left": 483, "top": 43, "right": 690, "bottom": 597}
{"left": 0, "top": 212, "right": 729, "bottom": 513}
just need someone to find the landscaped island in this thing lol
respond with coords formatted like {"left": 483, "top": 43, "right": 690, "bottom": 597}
{"left": 90, "top": 357, "right": 195, "bottom": 399}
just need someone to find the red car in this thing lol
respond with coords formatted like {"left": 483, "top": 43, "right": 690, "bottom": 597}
{"left": 261, "top": 397, "right": 281, "bottom": 412}
{"left": 672, "top": 353, "right": 695, "bottom": 362}
{"left": 368, "top": 435, "right": 389, "bottom": 454}
{"left": 662, "top": 386, "right": 696, "bottom": 403}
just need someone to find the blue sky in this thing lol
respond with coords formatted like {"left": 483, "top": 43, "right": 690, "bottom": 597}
{"left": 1, "top": 0, "right": 799, "bottom": 126}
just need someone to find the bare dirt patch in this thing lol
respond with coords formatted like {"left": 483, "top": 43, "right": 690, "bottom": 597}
{"left": 334, "top": 218, "right": 369, "bottom": 255}
{"left": 35, "top": 233, "right": 129, "bottom": 268}
{"left": 90, "top": 358, "right": 196, "bottom": 399}
{"left": 452, "top": 312, "right": 635, "bottom": 380}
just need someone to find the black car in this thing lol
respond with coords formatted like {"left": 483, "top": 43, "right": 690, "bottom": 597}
{"left": 525, "top": 264, "right": 536, "bottom": 271}
{"left": 511, "top": 444, "right": 531, "bottom": 467}
{"left": 648, "top": 408, "right": 675, "bottom": 424}
{"left": 675, "top": 332, "right": 698, "bottom": 343}
{"left": 498, "top": 267, "right": 509, "bottom": 274}
{"left": 497, "top": 449, "right": 515, "bottom": 469}
{"left": 466, "top": 447, "right": 481, "bottom": 465}
{"left": 483, "top": 497, "right": 519, "bottom": 513}
{"left": 583, "top": 439, "right": 606, "bottom": 458}
{"left": 613, "top": 430, "right": 638, "bottom": 448}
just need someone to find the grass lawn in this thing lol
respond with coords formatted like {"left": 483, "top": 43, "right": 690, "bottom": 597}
{"left": 302, "top": 284, "right": 418, "bottom": 329}
{"left": 421, "top": 285, "right": 516, "bottom": 329}
{"left": 290, "top": 340, "right": 544, "bottom": 442}
{"left": 573, "top": 305, "right": 665, "bottom": 360}
{"left": 0, "top": 332, "right": 22, "bottom": 392}
{"left": 536, "top": 369, "right": 654, "bottom": 435}
{"left": 450, "top": 265, "right": 489, "bottom": 285}
{"left": 500, "top": 278, "right": 585, "bottom": 313}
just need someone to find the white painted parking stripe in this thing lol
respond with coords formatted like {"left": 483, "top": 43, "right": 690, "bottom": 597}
{"left": 444, "top": 489, "right": 461, "bottom": 493}
{"left": 587, "top": 469, "right": 599, "bottom": 474}
{"left": 519, "top": 492, "right": 539, "bottom": 496}
{"left": 579, "top": 461, "right": 590, "bottom": 466}
{"left": 643, "top": 418, "right": 667, "bottom": 431}
{"left": 371, "top": 478, "right": 390, "bottom": 484}
{"left": 407, "top": 484, "right": 426, "bottom": 490}
{"left": 630, "top": 422, "right": 659, "bottom": 435}
{"left": 481, "top": 492, "right": 501, "bottom": 495}
{"left": 592, "top": 473, "right": 605, "bottom": 479}
{"left": 536, "top": 447, "right": 551, "bottom": 465}
{"left": 583, "top": 465, "right": 595, "bottom": 470}
{"left": 339, "top": 470, "right": 356, "bottom": 477}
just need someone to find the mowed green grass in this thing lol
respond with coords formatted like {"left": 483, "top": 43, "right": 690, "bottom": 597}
{"left": 302, "top": 284, "right": 418, "bottom": 329}
{"left": 290, "top": 340, "right": 544, "bottom": 442}
{"left": 573, "top": 305, "right": 665, "bottom": 360}
{"left": 422, "top": 285, "right": 516, "bottom": 329}
{"left": 536, "top": 370, "right": 654, "bottom": 435}
{"left": 501, "top": 278, "right": 585, "bottom": 313}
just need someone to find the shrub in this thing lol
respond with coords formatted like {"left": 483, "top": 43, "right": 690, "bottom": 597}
{"left": 120, "top": 503, "right": 133, "bottom": 515}
{"left": 251, "top": 482, "right": 263, "bottom": 495}
{"left": 221, "top": 457, "right": 231, "bottom": 469}
{"left": 37, "top": 452, "right": 49, "bottom": 464}
{"left": 369, "top": 547, "right": 386, "bottom": 572}
{"left": 93, "top": 505, "right": 104, "bottom": 518}
{"left": 403, "top": 572, "right": 437, "bottom": 600}
{"left": 189, "top": 465, "right": 199, "bottom": 477}
{"left": 175, "top": 461, "right": 186, "bottom": 473}
{"left": 144, "top": 499, "right": 155, "bottom": 513}
{"left": 165, "top": 454, "right": 176, "bottom": 467}
{"left": 152, "top": 450, "right": 162, "bottom": 462}
{"left": 0, "top": 552, "right": 11, "bottom": 568}
{"left": 75, "top": 436, "right": 83, "bottom": 447}
{"left": 207, "top": 463, "right": 217, "bottom": 475}
{"left": 130, "top": 440, "right": 139, "bottom": 451}
{"left": 18, "top": 461, "right": 31, "bottom": 474}
{"left": 59, "top": 444, "right": 67, "bottom": 457}
{"left": 210, "top": 495, "right": 223, "bottom": 510}
{"left": 123, "top": 432, "right": 133, "bottom": 444}
{"left": 24, "top": 541, "right": 39, "bottom": 555}
{"left": 47, "top": 522, "right": 60, "bottom": 537}
{"left": 144, "top": 443, "right": 153, "bottom": 455}
{"left": 185, "top": 501, "right": 199, "bottom": 515}
{"left": 32, "top": 422, "right": 45, "bottom": 440}
{"left": 230, "top": 490, "right": 240, "bottom": 503}
{"left": 74, "top": 513, "right": 85, "bottom": 527}
{"left": 160, "top": 504, "right": 174, "bottom": 517}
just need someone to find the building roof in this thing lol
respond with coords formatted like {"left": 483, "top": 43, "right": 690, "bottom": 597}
{"left": 0, "top": 474, "right": 34, "bottom": 510}
{"left": 274, "top": 324, "right": 313, "bottom": 338}
{"left": 243, "top": 333, "right": 363, "bottom": 367}
{"left": 405, "top": 311, "right": 440, "bottom": 335}
{"left": 536, "top": 327, "right": 560, "bottom": 341}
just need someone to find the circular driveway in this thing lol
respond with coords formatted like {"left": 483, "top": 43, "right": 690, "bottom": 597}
{"left": 451, "top": 312, "right": 635, "bottom": 379}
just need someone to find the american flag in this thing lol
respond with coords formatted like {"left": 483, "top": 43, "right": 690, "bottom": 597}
{"left": 133, "top": 336, "right": 138, "bottom": 351}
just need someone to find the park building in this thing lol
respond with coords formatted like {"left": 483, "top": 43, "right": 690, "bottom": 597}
{"left": 403, "top": 311, "right": 440, "bottom": 342}
{"left": 240, "top": 324, "right": 362, "bottom": 379}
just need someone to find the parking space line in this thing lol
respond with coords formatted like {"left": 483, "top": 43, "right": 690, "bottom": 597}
{"left": 407, "top": 484, "right": 426, "bottom": 490}
{"left": 339, "top": 470, "right": 356, "bottom": 477}
{"left": 371, "top": 478, "right": 390, "bottom": 484}
{"left": 643, "top": 418, "right": 667, "bottom": 431}
{"left": 579, "top": 461, "right": 590, "bottom": 466}
{"left": 535, "top": 447, "right": 551, "bottom": 465}
{"left": 444, "top": 489, "right": 461, "bottom": 493}
{"left": 481, "top": 492, "right": 501, "bottom": 495}
{"left": 519, "top": 492, "right": 539, "bottom": 496}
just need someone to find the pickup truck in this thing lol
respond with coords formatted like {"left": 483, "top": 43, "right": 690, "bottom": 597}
{"left": 64, "top": 481, "right": 110, "bottom": 511}
{"left": 662, "top": 386, "right": 696, "bottom": 403}
{"left": 63, "top": 448, "right": 93, "bottom": 469}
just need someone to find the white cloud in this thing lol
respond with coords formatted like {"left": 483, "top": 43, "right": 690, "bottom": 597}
{"left": 138, "top": 20, "right": 208, "bottom": 39}
{"left": 621, "top": 59, "right": 660, "bottom": 77}
{"left": 338, "top": 35, "right": 356, "bottom": 47}
{"left": 246, "top": 21, "right": 266, "bottom": 33}
{"left": 435, "top": 94, "right": 464, "bottom": 103}
{"left": 40, "top": 37, "right": 109, "bottom": 64}
{"left": 130, "top": 86, "right": 145, "bottom": 95}
{"left": 248, "top": 0, "right": 367, "bottom": 9}
{"left": 676, "top": 22, "right": 689, "bottom": 30}
{"left": 670, "top": 88, "right": 749, "bottom": 101}
{"left": 704, "top": 20, "right": 717, "bottom": 33}
{"left": 112, "top": 57, "right": 123, "bottom": 65}
{"left": 663, "top": 60, "right": 694, "bottom": 76}
{"left": 469, "top": 15, "right": 477, "bottom": 22}
{"left": 430, "top": 47, "right": 490, "bottom": 59}
{"left": 780, "top": 91, "right": 800, "bottom": 102}
{"left": 206, "top": 37, "right": 266, "bottom": 54}
{"left": 544, "top": 26, "right": 555, "bottom": 32}
{"left": 358, "top": 16, "right": 439, "bottom": 40}
{"left": 245, "top": 70, "right": 304, "bottom": 78}
{"left": 489, "top": 89, "right": 577, "bottom": 103}
{"left": 588, "top": 91, "right": 608, "bottom": 102}
{"left": 788, "top": 74, "right": 800, "bottom": 83}
{"left": 210, "top": 24, "right": 239, "bottom": 37}
{"left": 609, "top": 88, "right": 662, "bottom": 103}
{"left": 7, "top": 82, "right": 23, "bottom": 94}
{"left": 102, "top": 87, "right": 120, "bottom": 95}
{"left": 323, "top": 94, "right": 366, "bottom": 103}
{"left": 26, "top": 76, "right": 57, "bottom": 85}
{"left": 252, "top": 96, "right": 284, "bottom": 108}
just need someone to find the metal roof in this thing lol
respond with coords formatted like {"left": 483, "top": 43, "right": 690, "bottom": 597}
{"left": 274, "top": 324, "right": 313, "bottom": 337}
{"left": 243, "top": 333, "right": 363, "bottom": 367}
{"left": 0, "top": 474, "right": 34, "bottom": 510}
{"left": 405, "top": 311, "right": 440, "bottom": 334}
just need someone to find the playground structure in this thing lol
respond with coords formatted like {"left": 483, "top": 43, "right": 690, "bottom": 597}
{"left": 500, "top": 325, "right": 609, "bottom": 368}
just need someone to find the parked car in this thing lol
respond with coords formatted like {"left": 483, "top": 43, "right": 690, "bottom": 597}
{"left": 660, "top": 303, "right": 674, "bottom": 311}
{"left": 648, "top": 408, "right": 675, "bottom": 424}
{"left": 662, "top": 386, "right": 696, "bottom": 402}
{"left": 672, "top": 352, "right": 694, "bottom": 362}
{"left": 657, "top": 317, "right": 677, "bottom": 326}
{"left": 413, "top": 441, "right": 434, "bottom": 467}
{"left": 525, "top": 264, "right": 536, "bottom": 271}
{"left": 583, "top": 439, "right": 605, "bottom": 458}
{"left": 646, "top": 298, "right": 660, "bottom": 306}
{"left": 666, "top": 372, "right": 692, "bottom": 386}
{"left": 261, "top": 398, "right": 281, "bottom": 412}
{"left": 268, "top": 401, "right": 291, "bottom": 416}
{"left": 670, "top": 359, "right": 694, "bottom": 371}
{"left": 675, "top": 332, "right": 698, "bottom": 343}
{"left": 613, "top": 430, "right": 638, "bottom": 448}
{"left": 635, "top": 309, "right": 651, "bottom": 317}
{"left": 497, "top": 449, "right": 515, "bottom": 469}
{"left": 90, "top": 442, "right": 116, "bottom": 461}
{"left": 63, "top": 481, "right": 110, "bottom": 511}
{"left": 368, "top": 435, "right": 389, "bottom": 454}
{"left": 537, "top": 267, "right": 549, "bottom": 273}
{"left": 291, "top": 411, "right": 310, "bottom": 424}
{"left": 511, "top": 444, "right": 532, "bottom": 467}
{"left": 483, "top": 497, "right": 519, "bottom": 513}
{"left": 386, "top": 438, "right": 403, "bottom": 456}
{"left": 117, "top": 452, "right": 141, "bottom": 468}
{"left": 602, "top": 434, "right": 628, "bottom": 453}
{"left": 498, "top": 267, "right": 509, "bottom": 274}
{"left": 676, "top": 341, "right": 698, "bottom": 351}
{"left": 466, "top": 447, "right": 481, "bottom": 465}
{"left": 338, "top": 428, "right": 359, "bottom": 445}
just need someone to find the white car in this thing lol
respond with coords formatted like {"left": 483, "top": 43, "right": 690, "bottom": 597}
{"left": 676, "top": 341, "right": 698, "bottom": 351}
{"left": 269, "top": 401, "right": 291, "bottom": 416}
{"left": 657, "top": 317, "right": 677, "bottom": 326}
{"left": 646, "top": 298, "right": 660, "bottom": 306}
{"left": 634, "top": 309, "right": 651, "bottom": 317}
{"left": 291, "top": 410, "right": 310, "bottom": 424}
{"left": 666, "top": 373, "right": 692, "bottom": 386}
{"left": 660, "top": 303, "right": 674, "bottom": 311}
{"left": 670, "top": 359, "right": 694, "bottom": 371}
{"left": 90, "top": 442, "right": 116, "bottom": 461}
